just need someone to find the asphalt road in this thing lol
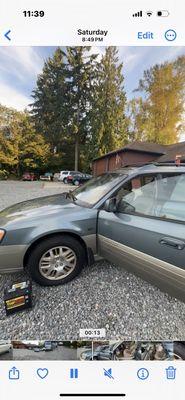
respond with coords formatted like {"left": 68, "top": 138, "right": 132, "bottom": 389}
{"left": 0, "top": 181, "right": 185, "bottom": 340}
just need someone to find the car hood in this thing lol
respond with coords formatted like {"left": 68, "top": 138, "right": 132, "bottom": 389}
{"left": 0, "top": 193, "right": 82, "bottom": 226}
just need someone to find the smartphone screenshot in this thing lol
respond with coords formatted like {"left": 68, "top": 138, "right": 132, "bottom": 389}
{"left": 0, "top": 0, "right": 185, "bottom": 398}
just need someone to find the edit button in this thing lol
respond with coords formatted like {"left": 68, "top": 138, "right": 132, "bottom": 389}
{"left": 138, "top": 32, "right": 154, "bottom": 39}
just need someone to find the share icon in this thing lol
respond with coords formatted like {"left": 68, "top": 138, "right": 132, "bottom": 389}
{"left": 103, "top": 368, "right": 114, "bottom": 379}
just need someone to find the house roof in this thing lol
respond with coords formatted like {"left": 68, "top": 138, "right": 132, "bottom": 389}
{"left": 93, "top": 141, "right": 166, "bottom": 161}
{"left": 158, "top": 141, "right": 185, "bottom": 162}
{"left": 124, "top": 141, "right": 166, "bottom": 153}
{"left": 93, "top": 140, "right": 185, "bottom": 163}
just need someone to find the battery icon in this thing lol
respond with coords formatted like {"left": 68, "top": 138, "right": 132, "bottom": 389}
{"left": 157, "top": 10, "right": 170, "bottom": 17}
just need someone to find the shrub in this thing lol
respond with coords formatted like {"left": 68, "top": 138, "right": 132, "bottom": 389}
{"left": 0, "top": 170, "right": 8, "bottom": 180}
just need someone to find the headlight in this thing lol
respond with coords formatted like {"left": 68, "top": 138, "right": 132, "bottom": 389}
{"left": 0, "top": 229, "right": 5, "bottom": 242}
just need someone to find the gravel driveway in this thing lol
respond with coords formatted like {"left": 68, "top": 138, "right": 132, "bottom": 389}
{"left": 0, "top": 181, "right": 185, "bottom": 340}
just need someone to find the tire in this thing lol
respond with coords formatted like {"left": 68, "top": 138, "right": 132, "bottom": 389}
{"left": 74, "top": 180, "right": 79, "bottom": 186}
{"left": 27, "top": 235, "right": 86, "bottom": 286}
{"left": 173, "top": 342, "right": 185, "bottom": 360}
{"left": 63, "top": 178, "right": 67, "bottom": 184}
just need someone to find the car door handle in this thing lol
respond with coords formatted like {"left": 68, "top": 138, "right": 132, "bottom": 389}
{"left": 159, "top": 237, "right": 185, "bottom": 250}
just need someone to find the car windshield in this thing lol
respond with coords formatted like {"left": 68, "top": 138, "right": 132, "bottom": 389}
{"left": 73, "top": 172, "right": 126, "bottom": 207}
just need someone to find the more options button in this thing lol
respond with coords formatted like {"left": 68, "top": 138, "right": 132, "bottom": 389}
{"left": 137, "top": 31, "right": 154, "bottom": 40}
{"left": 164, "top": 29, "right": 177, "bottom": 41}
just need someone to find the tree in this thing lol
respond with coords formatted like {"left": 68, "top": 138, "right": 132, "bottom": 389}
{"left": 0, "top": 105, "right": 49, "bottom": 175}
{"left": 31, "top": 48, "right": 69, "bottom": 155}
{"left": 127, "top": 97, "right": 149, "bottom": 142}
{"left": 66, "top": 46, "right": 98, "bottom": 170}
{"left": 132, "top": 61, "right": 185, "bottom": 144}
{"left": 89, "top": 47, "right": 128, "bottom": 158}
{"left": 17, "top": 114, "right": 50, "bottom": 173}
{"left": 174, "top": 55, "right": 185, "bottom": 82}
{"left": 0, "top": 105, "right": 23, "bottom": 172}
{"left": 31, "top": 47, "right": 97, "bottom": 171}
{"left": 31, "top": 46, "right": 128, "bottom": 171}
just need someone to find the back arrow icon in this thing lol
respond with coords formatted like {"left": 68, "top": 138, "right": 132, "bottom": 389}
{"left": 4, "top": 30, "right": 11, "bottom": 41}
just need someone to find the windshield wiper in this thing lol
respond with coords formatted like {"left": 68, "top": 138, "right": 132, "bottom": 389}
{"left": 65, "top": 190, "right": 77, "bottom": 202}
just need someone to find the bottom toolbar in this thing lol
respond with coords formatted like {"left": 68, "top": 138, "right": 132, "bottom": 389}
{"left": 0, "top": 361, "right": 184, "bottom": 400}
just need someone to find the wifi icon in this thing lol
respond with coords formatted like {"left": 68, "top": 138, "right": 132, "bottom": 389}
{"left": 146, "top": 11, "right": 153, "bottom": 17}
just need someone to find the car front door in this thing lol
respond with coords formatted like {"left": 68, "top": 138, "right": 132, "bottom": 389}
{"left": 97, "top": 172, "right": 185, "bottom": 301}
{"left": 98, "top": 346, "right": 112, "bottom": 360}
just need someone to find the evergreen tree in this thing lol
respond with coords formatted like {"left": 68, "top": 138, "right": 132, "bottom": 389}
{"left": 89, "top": 47, "right": 128, "bottom": 158}
{"left": 31, "top": 48, "right": 69, "bottom": 154}
{"left": 66, "top": 46, "right": 97, "bottom": 170}
{"left": 31, "top": 47, "right": 97, "bottom": 170}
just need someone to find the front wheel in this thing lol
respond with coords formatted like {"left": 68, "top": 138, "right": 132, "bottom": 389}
{"left": 27, "top": 235, "right": 86, "bottom": 286}
{"left": 63, "top": 178, "right": 68, "bottom": 184}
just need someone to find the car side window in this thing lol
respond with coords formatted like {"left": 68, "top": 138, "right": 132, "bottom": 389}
{"left": 116, "top": 173, "right": 185, "bottom": 222}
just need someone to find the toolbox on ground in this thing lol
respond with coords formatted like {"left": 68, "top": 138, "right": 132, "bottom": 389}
{"left": 4, "top": 280, "right": 32, "bottom": 315}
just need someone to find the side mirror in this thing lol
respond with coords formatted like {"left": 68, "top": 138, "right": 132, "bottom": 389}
{"left": 104, "top": 198, "right": 117, "bottom": 212}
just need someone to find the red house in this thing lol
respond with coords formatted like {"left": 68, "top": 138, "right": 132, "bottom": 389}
{"left": 92, "top": 141, "right": 185, "bottom": 176}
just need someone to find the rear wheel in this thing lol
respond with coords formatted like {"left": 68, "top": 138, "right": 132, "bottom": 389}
{"left": 63, "top": 178, "right": 68, "bottom": 184}
{"left": 27, "top": 235, "right": 86, "bottom": 286}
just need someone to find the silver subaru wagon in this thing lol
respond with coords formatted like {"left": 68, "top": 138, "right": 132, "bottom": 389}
{"left": 0, "top": 163, "right": 185, "bottom": 302}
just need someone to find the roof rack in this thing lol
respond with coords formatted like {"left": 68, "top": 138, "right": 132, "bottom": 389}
{"left": 153, "top": 162, "right": 185, "bottom": 167}
{"left": 120, "top": 162, "right": 185, "bottom": 168}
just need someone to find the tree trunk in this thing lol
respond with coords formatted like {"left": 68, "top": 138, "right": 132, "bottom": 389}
{"left": 75, "top": 134, "right": 79, "bottom": 171}
{"left": 75, "top": 107, "right": 80, "bottom": 171}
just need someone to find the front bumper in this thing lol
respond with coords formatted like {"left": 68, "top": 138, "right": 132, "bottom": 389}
{"left": 0, "top": 244, "right": 27, "bottom": 273}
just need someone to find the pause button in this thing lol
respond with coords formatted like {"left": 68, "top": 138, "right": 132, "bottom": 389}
{"left": 70, "top": 368, "right": 78, "bottom": 379}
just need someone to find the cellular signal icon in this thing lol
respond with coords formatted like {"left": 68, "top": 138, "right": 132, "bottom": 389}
{"left": 132, "top": 10, "right": 143, "bottom": 17}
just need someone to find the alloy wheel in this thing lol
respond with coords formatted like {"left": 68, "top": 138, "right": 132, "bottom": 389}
{"left": 39, "top": 246, "right": 77, "bottom": 280}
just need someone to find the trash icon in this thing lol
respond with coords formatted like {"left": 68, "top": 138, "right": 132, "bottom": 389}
{"left": 166, "top": 366, "right": 176, "bottom": 380}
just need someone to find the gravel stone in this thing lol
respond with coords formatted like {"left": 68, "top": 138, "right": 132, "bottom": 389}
{"left": 0, "top": 181, "right": 185, "bottom": 340}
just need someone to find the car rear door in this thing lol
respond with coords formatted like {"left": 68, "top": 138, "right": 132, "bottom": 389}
{"left": 97, "top": 172, "right": 185, "bottom": 301}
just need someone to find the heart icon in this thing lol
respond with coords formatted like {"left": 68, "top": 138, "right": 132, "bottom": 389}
{"left": 37, "top": 368, "right": 49, "bottom": 379}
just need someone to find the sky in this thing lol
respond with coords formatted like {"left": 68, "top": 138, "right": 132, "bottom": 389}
{"left": 0, "top": 46, "right": 185, "bottom": 111}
